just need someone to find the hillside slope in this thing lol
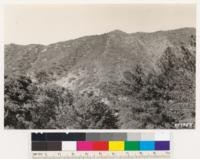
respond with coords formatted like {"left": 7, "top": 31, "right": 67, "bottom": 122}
{"left": 5, "top": 28, "right": 195, "bottom": 88}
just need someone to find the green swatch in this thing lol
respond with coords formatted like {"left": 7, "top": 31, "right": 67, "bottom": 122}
{"left": 125, "top": 141, "right": 140, "bottom": 151}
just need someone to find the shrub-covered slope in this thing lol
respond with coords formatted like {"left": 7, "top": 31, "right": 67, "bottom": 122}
{"left": 5, "top": 28, "right": 196, "bottom": 129}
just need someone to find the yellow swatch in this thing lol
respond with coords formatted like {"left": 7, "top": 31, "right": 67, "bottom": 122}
{"left": 109, "top": 141, "right": 124, "bottom": 151}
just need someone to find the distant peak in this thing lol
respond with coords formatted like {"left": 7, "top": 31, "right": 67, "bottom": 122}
{"left": 108, "top": 29, "right": 127, "bottom": 35}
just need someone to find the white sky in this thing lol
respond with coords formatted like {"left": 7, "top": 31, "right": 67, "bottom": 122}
{"left": 4, "top": 4, "right": 196, "bottom": 45}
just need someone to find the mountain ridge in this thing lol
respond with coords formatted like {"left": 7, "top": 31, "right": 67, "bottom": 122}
{"left": 5, "top": 27, "right": 195, "bottom": 46}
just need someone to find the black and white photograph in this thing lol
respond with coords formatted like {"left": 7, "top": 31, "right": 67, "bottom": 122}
{"left": 4, "top": 4, "right": 196, "bottom": 129}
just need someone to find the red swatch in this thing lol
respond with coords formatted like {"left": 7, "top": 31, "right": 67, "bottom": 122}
{"left": 92, "top": 141, "right": 108, "bottom": 151}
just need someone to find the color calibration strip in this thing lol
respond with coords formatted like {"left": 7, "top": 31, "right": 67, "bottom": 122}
{"left": 32, "top": 140, "right": 170, "bottom": 151}
{"left": 32, "top": 132, "right": 170, "bottom": 151}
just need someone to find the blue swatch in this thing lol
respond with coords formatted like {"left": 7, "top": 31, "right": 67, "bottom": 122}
{"left": 140, "top": 141, "right": 155, "bottom": 150}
